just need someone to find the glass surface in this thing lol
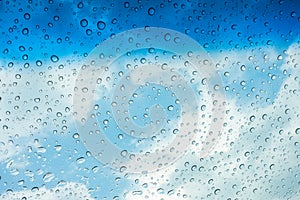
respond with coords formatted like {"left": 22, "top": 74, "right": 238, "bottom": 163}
{"left": 0, "top": 1, "right": 299, "bottom": 199}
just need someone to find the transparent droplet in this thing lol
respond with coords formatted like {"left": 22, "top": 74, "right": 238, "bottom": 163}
{"left": 15, "top": 74, "right": 21, "bottom": 79}
{"left": 43, "top": 172, "right": 55, "bottom": 183}
{"left": 164, "top": 33, "right": 171, "bottom": 41}
{"left": 240, "top": 65, "right": 246, "bottom": 71}
{"left": 121, "top": 150, "right": 128, "bottom": 157}
{"left": 50, "top": 55, "right": 59, "bottom": 63}
{"left": 148, "top": 7, "right": 155, "bottom": 16}
{"left": 76, "top": 157, "right": 86, "bottom": 164}
{"left": 214, "top": 189, "right": 220, "bottom": 195}
{"left": 124, "top": 2, "right": 130, "bottom": 8}
{"left": 80, "top": 19, "right": 88, "bottom": 27}
{"left": 167, "top": 105, "right": 174, "bottom": 111}
{"left": 24, "top": 13, "right": 31, "bottom": 20}
{"left": 97, "top": 21, "right": 106, "bottom": 30}
{"left": 92, "top": 166, "right": 99, "bottom": 173}
{"left": 36, "top": 60, "right": 43, "bottom": 66}
{"left": 77, "top": 2, "right": 84, "bottom": 8}
{"left": 22, "top": 28, "right": 29, "bottom": 35}
{"left": 54, "top": 145, "right": 62, "bottom": 151}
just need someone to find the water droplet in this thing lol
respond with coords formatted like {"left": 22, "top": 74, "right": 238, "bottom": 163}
{"left": 167, "top": 105, "right": 174, "bottom": 111}
{"left": 244, "top": 151, "right": 250, "bottom": 157}
{"left": 97, "top": 21, "right": 106, "bottom": 30}
{"left": 124, "top": 2, "right": 130, "bottom": 8}
{"left": 191, "top": 165, "right": 197, "bottom": 171}
{"left": 37, "top": 147, "right": 46, "bottom": 153}
{"left": 54, "top": 145, "right": 62, "bottom": 151}
{"left": 250, "top": 115, "right": 256, "bottom": 122}
{"left": 214, "top": 189, "right": 220, "bottom": 195}
{"left": 24, "top": 13, "right": 30, "bottom": 20}
{"left": 36, "top": 60, "right": 43, "bottom": 66}
{"left": 80, "top": 19, "right": 88, "bottom": 27}
{"left": 140, "top": 58, "right": 146, "bottom": 64}
{"left": 82, "top": 87, "right": 88, "bottom": 93}
{"left": 111, "top": 18, "right": 118, "bottom": 24}
{"left": 157, "top": 188, "right": 164, "bottom": 194}
{"left": 10, "top": 168, "right": 19, "bottom": 176}
{"left": 167, "top": 190, "right": 174, "bottom": 195}
{"left": 118, "top": 134, "right": 123, "bottom": 139}
{"left": 92, "top": 166, "right": 99, "bottom": 173}
{"left": 148, "top": 7, "right": 155, "bottom": 16}
{"left": 22, "top": 28, "right": 29, "bottom": 35}
{"left": 120, "top": 166, "right": 127, "bottom": 172}
{"left": 76, "top": 157, "right": 86, "bottom": 164}
{"left": 73, "top": 133, "right": 79, "bottom": 139}
{"left": 271, "top": 75, "right": 276, "bottom": 80}
{"left": 43, "top": 172, "right": 55, "bottom": 183}
{"left": 50, "top": 55, "right": 59, "bottom": 63}
{"left": 15, "top": 74, "right": 21, "bottom": 79}
{"left": 240, "top": 65, "right": 246, "bottom": 71}
{"left": 121, "top": 150, "right": 127, "bottom": 157}
{"left": 53, "top": 15, "right": 60, "bottom": 21}
{"left": 77, "top": 2, "right": 84, "bottom": 8}
{"left": 164, "top": 33, "right": 171, "bottom": 41}
{"left": 103, "top": 119, "right": 109, "bottom": 125}
{"left": 6, "top": 159, "right": 14, "bottom": 169}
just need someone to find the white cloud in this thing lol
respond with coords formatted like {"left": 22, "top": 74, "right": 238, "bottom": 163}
{"left": 0, "top": 182, "right": 94, "bottom": 200}
{"left": 0, "top": 57, "right": 82, "bottom": 164}
{"left": 171, "top": 43, "right": 300, "bottom": 199}
{"left": 124, "top": 43, "right": 300, "bottom": 199}
{"left": 1, "top": 39, "right": 299, "bottom": 200}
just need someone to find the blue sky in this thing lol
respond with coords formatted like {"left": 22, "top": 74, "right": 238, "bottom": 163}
{"left": 0, "top": 0, "right": 299, "bottom": 61}
{"left": 0, "top": 0, "right": 299, "bottom": 199}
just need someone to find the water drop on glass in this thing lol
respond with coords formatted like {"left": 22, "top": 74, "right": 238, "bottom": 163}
{"left": 76, "top": 157, "right": 86, "bottom": 164}
{"left": 50, "top": 55, "right": 59, "bottom": 63}
{"left": 148, "top": 7, "right": 155, "bottom": 16}
{"left": 97, "top": 21, "right": 106, "bottom": 30}
{"left": 43, "top": 172, "right": 55, "bottom": 183}
{"left": 22, "top": 28, "right": 29, "bottom": 35}
{"left": 80, "top": 19, "right": 88, "bottom": 27}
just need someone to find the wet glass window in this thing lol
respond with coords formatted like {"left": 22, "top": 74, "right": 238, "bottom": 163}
{"left": 0, "top": 1, "right": 299, "bottom": 199}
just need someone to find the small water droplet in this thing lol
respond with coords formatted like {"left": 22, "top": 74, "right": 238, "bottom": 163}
{"left": 214, "top": 189, "right": 220, "bottom": 195}
{"left": 164, "top": 33, "right": 171, "bottom": 41}
{"left": 43, "top": 172, "right": 55, "bottom": 183}
{"left": 80, "top": 19, "right": 88, "bottom": 27}
{"left": 120, "top": 150, "right": 127, "bottom": 157}
{"left": 24, "top": 13, "right": 30, "bottom": 20}
{"left": 22, "top": 28, "right": 29, "bottom": 35}
{"left": 77, "top": 2, "right": 84, "bottom": 8}
{"left": 36, "top": 60, "right": 43, "bottom": 66}
{"left": 148, "top": 7, "right": 155, "bottom": 16}
{"left": 76, "top": 157, "right": 86, "bottom": 164}
{"left": 54, "top": 145, "right": 62, "bottom": 151}
{"left": 97, "top": 21, "right": 106, "bottom": 30}
{"left": 92, "top": 166, "right": 99, "bottom": 173}
{"left": 167, "top": 105, "right": 174, "bottom": 111}
{"left": 50, "top": 55, "right": 59, "bottom": 63}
